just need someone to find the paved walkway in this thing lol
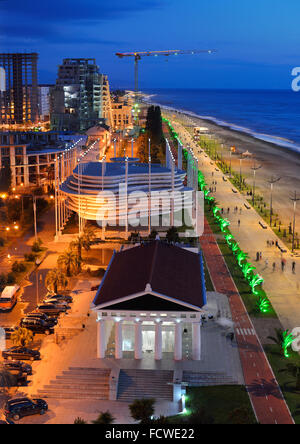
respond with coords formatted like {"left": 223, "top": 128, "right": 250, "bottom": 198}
{"left": 200, "top": 217, "right": 294, "bottom": 424}
{"left": 167, "top": 114, "right": 300, "bottom": 331}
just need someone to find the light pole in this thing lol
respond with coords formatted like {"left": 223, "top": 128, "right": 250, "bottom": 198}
{"left": 239, "top": 156, "right": 243, "bottom": 190}
{"left": 290, "top": 191, "right": 300, "bottom": 253}
{"left": 251, "top": 162, "right": 262, "bottom": 206}
{"left": 268, "top": 176, "right": 281, "bottom": 227}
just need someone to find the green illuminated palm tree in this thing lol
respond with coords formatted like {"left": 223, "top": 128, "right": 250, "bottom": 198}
{"left": 256, "top": 295, "right": 271, "bottom": 314}
{"left": 249, "top": 274, "right": 264, "bottom": 296}
{"left": 241, "top": 263, "right": 256, "bottom": 279}
{"left": 237, "top": 251, "right": 249, "bottom": 267}
{"left": 268, "top": 328, "right": 295, "bottom": 358}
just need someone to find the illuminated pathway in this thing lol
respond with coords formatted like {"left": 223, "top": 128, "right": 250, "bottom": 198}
{"left": 200, "top": 217, "right": 294, "bottom": 424}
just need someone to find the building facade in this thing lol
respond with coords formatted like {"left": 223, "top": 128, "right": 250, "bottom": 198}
{"left": 92, "top": 241, "right": 206, "bottom": 361}
{"left": 0, "top": 53, "right": 39, "bottom": 125}
{"left": 50, "top": 58, "right": 112, "bottom": 132}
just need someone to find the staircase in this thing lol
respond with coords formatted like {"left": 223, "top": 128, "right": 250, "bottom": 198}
{"left": 36, "top": 367, "right": 111, "bottom": 400}
{"left": 117, "top": 369, "right": 174, "bottom": 402}
{"left": 182, "top": 371, "right": 238, "bottom": 386}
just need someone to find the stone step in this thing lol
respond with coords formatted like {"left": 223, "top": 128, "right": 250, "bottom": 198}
{"left": 36, "top": 391, "right": 108, "bottom": 400}
{"left": 56, "top": 375, "right": 109, "bottom": 382}
{"left": 47, "top": 382, "right": 109, "bottom": 389}
{"left": 68, "top": 367, "right": 110, "bottom": 374}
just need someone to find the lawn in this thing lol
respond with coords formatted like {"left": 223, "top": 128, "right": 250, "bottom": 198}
{"left": 265, "top": 345, "right": 300, "bottom": 424}
{"left": 170, "top": 385, "right": 257, "bottom": 424}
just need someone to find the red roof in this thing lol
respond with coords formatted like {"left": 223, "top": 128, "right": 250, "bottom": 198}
{"left": 93, "top": 241, "right": 205, "bottom": 310}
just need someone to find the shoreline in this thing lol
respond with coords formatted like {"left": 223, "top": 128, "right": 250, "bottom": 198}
{"left": 143, "top": 98, "right": 300, "bottom": 230}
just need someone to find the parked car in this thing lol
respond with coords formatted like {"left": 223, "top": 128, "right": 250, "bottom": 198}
{"left": 2, "top": 347, "right": 40, "bottom": 361}
{"left": 4, "top": 369, "right": 27, "bottom": 387}
{"left": 20, "top": 318, "right": 54, "bottom": 335}
{"left": 3, "top": 327, "right": 17, "bottom": 340}
{"left": 4, "top": 398, "right": 48, "bottom": 421}
{"left": 24, "top": 312, "right": 57, "bottom": 327}
{"left": 3, "top": 360, "right": 32, "bottom": 376}
{"left": 45, "top": 293, "right": 73, "bottom": 304}
{"left": 43, "top": 298, "right": 71, "bottom": 309}
{"left": 0, "top": 418, "right": 14, "bottom": 424}
{"left": 36, "top": 303, "right": 67, "bottom": 316}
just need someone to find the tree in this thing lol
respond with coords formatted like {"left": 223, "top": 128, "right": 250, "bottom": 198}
{"left": 92, "top": 411, "right": 115, "bottom": 424}
{"left": 32, "top": 238, "right": 43, "bottom": 253}
{"left": 11, "top": 327, "right": 33, "bottom": 347}
{"left": 279, "top": 362, "right": 300, "bottom": 391}
{"left": 58, "top": 250, "right": 80, "bottom": 277}
{"left": 70, "top": 236, "right": 84, "bottom": 262}
{"left": 268, "top": 328, "right": 295, "bottom": 358}
{"left": 166, "top": 227, "right": 179, "bottom": 244}
{"left": 129, "top": 398, "right": 155, "bottom": 424}
{"left": 45, "top": 269, "right": 68, "bottom": 294}
{"left": 74, "top": 417, "right": 88, "bottom": 424}
{"left": 82, "top": 225, "right": 96, "bottom": 254}
{"left": 0, "top": 365, "right": 17, "bottom": 396}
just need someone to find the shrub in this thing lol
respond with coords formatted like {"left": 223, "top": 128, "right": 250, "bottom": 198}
{"left": 24, "top": 253, "right": 36, "bottom": 262}
{"left": 12, "top": 261, "right": 26, "bottom": 274}
{"left": 32, "top": 238, "right": 43, "bottom": 253}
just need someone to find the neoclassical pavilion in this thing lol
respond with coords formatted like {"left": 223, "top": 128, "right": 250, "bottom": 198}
{"left": 91, "top": 241, "right": 207, "bottom": 361}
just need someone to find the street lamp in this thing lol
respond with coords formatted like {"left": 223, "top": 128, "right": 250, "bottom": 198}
{"left": 267, "top": 176, "right": 281, "bottom": 227}
{"left": 251, "top": 162, "right": 262, "bottom": 206}
{"left": 290, "top": 191, "right": 300, "bottom": 253}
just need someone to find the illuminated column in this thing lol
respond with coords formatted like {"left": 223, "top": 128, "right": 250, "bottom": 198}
{"left": 97, "top": 319, "right": 106, "bottom": 359}
{"left": 134, "top": 321, "right": 143, "bottom": 360}
{"left": 155, "top": 321, "right": 162, "bottom": 360}
{"left": 174, "top": 322, "right": 182, "bottom": 361}
{"left": 115, "top": 321, "right": 123, "bottom": 359}
{"left": 192, "top": 322, "right": 201, "bottom": 360}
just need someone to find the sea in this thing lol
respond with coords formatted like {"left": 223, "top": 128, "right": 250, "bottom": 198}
{"left": 143, "top": 88, "right": 300, "bottom": 154}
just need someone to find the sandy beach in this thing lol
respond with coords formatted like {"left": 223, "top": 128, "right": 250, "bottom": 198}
{"left": 161, "top": 107, "right": 300, "bottom": 236}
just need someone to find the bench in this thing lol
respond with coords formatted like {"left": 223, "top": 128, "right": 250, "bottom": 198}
{"left": 223, "top": 176, "right": 227, "bottom": 182}
{"left": 259, "top": 221, "right": 268, "bottom": 229}
{"left": 244, "top": 203, "right": 251, "bottom": 210}
{"left": 232, "top": 189, "right": 238, "bottom": 194}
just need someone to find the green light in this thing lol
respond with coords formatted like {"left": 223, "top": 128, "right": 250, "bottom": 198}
{"left": 256, "top": 295, "right": 271, "bottom": 313}
{"left": 282, "top": 330, "right": 295, "bottom": 358}
{"left": 249, "top": 274, "right": 264, "bottom": 296}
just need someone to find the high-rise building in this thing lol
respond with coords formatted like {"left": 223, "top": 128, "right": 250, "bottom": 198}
{"left": 0, "top": 67, "right": 5, "bottom": 92}
{"left": 0, "top": 53, "right": 39, "bottom": 125}
{"left": 50, "top": 58, "right": 112, "bottom": 132}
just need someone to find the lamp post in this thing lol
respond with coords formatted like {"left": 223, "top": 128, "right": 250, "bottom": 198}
{"left": 251, "top": 162, "right": 262, "bottom": 206}
{"left": 290, "top": 191, "right": 300, "bottom": 253}
{"left": 239, "top": 156, "right": 243, "bottom": 190}
{"left": 267, "top": 176, "right": 281, "bottom": 227}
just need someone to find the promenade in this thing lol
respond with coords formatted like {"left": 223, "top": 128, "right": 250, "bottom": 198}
{"left": 200, "top": 218, "right": 294, "bottom": 424}
{"left": 168, "top": 115, "right": 300, "bottom": 331}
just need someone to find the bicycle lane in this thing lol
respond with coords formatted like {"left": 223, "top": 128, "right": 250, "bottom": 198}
{"left": 200, "top": 218, "right": 294, "bottom": 424}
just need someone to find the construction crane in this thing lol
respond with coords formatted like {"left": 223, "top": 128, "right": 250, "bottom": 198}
{"left": 116, "top": 49, "right": 216, "bottom": 100}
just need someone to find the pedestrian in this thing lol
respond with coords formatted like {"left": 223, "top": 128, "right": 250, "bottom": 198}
{"left": 227, "top": 208, "right": 230, "bottom": 214}
{"left": 240, "top": 208, "right": 242, "bottom": 215}
{"left": 267, "top": 240, "right": 269, "bottom": 247}
{"left": 221, "top": 208, "right": 224, "bottom": 214}
{"left": 238, "top": 219, "right": 241, "bottom": 227}
{"left": 265, "top": 259, "right": 269, "bottom": 268}
{"left": 292, "top": 262, "right": 296, "bottom": 274}
{"left": 281, "top": 260, "right": 285, "bottom": 272}
{"left": 259, "top": 252, "right": 262, "bottom": 260}
{"left": 256, "top": 252, "right": 260, "bottom": 262}
{"left": 272, "top": 262, "right": 276, "bottom": 272}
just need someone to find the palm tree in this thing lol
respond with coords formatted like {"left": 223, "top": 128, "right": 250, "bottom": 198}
{"left": 11, "top": 327, "right": 34, "bottom": 347}
{"left": 129, "top": 398, "right": 155, "bottom": 424}
{"left": 74, "top": 417, "right": 88, "bottom": 424}
{"left": 268, "top": 328, "right": 295, "bottom": 358}
{"left": 58, "top": 250, "right": 80, "bottom": 277}
{"left": 70, "top": 236, "right": 84, "bottom": 262}
{"left": 92, "top": 411, "right": 115, "bottom": 424}
{"left": 279, "top": 362, "right": 300, "bottom": 391}
{"left": 83, "top": 225, "right": 96, "bottom": 247}
{"left": 45, "top": 268, "right": 68, "bottom": 294}
{"left": 166, "top": 227, "right": 179, "bottom": 244}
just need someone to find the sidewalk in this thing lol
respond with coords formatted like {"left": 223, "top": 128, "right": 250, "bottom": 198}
{"left": 200, "top": 217, "right": 294, "bottom": 424}
{"left": 170, "top": 117, "right": 300, "bottom": 331}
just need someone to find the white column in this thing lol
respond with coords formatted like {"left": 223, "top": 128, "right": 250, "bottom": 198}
{"left": 134, "top": 321, "right": 143, "bottom": 360}
{"left": 115, "top": 321, "right": 123, "bottom": 359}
{"left": 97, "top": 319, "right": 106, "bottom": 359}
{"left": 174, "top": 322, "right": 182, "bottom": 361}
{"left": 192, "top": 322, "right": 201, "bottom": 360}
{"left": 155, "top": 322, "right": 162, "bottom": 360}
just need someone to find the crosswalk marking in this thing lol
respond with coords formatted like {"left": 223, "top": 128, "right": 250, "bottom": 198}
{"left": 236, "top": 328, "right": 256, "bottom": 336}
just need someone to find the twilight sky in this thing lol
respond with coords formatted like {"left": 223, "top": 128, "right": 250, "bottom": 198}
{"left": 0, "top": 0, "right": 299, "bottom": 89}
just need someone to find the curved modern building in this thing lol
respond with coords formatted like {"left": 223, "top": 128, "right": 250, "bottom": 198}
{"left": 60, "top": 158, "right": 192, "bottom": 224}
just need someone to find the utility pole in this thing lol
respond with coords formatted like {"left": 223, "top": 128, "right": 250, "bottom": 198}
{"left": 251, "top": 162, "right": 262, "bottom": 206}
{"left": 290, "top": 191, "right": 300, "bottom": 253}
{"left": 267, "top": 176, "right": 281, "bottom": 227}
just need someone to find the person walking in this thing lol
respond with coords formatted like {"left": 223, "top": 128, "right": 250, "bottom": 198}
{"left": 272, "top": 262, "right": 276, "bottom": 272}
{"left": 259, "top": 252, "right": 262, "bottom": 261}
{"left": 292, "top": 261, "right": 296, "bottom": 274}
{"left": 265, "top": 258, "right": 269, "bottom": 269}
{"left": 238, "top": 219, "right": 241, "bottom": 227}
{"left": 281, "top": 260, "right": 285, "bottom": 272}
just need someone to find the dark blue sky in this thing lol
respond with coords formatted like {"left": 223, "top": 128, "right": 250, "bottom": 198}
{"left": 0, "top": 0, "right": 299, "bottom": 89}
